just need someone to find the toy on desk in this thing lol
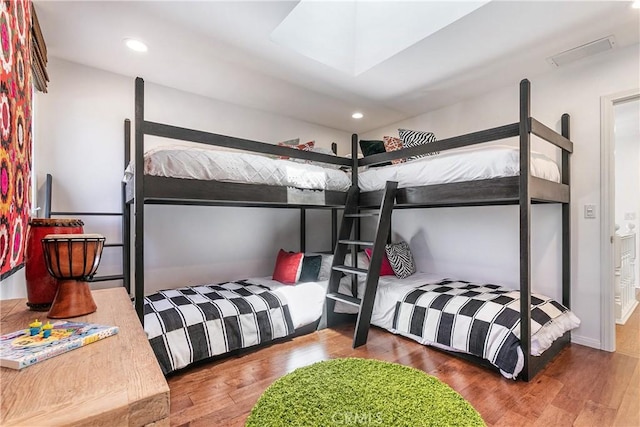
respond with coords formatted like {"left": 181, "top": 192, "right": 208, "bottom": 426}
{"left": 29, "top": 319, "right": 42, "bottom": 336}
{"left": 41, "top": 322, "right": 53, "bottom": 339}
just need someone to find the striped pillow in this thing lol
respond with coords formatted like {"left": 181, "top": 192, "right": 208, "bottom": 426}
{"left": 398, "top": 129, "right": 438, "bottom": 161}
{"left": 385, "top": 241, "right": 416, "bottom": 279}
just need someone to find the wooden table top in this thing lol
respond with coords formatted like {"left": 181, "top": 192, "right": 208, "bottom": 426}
{"left": 0, "top": 287, "right": 169, "bottom": 426}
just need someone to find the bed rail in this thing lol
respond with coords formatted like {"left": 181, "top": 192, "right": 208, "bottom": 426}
{"left": 142, "top": 120, "right": 350, "bottom": 167}
{"left": 359, "top": 123, "right": 520, "bottom": 167}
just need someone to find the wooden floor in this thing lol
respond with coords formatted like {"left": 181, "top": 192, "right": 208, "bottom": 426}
{"left": 616, "top": 291, "right": 640, "bottom": 358}
{"left": 168, "top": 314, "right": 640, "bottom": 427}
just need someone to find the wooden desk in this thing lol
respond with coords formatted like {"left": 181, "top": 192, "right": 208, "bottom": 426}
{"left": 0, "top": 287, "right": 169, "bottom": 426}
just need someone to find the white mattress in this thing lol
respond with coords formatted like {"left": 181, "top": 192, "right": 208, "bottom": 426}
{"left": 248, "top": 277, "right": 328, "bottom": 329}
{"left": 358, "top": 145, "right": 561, "bottom": 192}
{"left": 337, "top": 272, "right": 579, "bottom": 358}
{"left": 125, "top": 146, "right": 351, "bottom": 192}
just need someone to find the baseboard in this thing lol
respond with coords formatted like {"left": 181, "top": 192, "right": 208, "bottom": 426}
{"left": 571, "top": 334, "right": 601, "bottom": 350}
{"left": 616, "top": 300, "right": 639, "bottom": 325}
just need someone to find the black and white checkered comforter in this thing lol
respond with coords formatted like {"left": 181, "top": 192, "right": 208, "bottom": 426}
{"left": 144, "top": 280, "right": 295, "bottom": 374}
{"left": 393, "top": 279, "right": 570, "bottom": 378}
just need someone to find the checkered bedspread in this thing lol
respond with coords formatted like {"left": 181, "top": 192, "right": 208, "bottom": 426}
{"left": 144, "top": 280, "right": 295, "bottom": 374}
{"left": 393, "top": 279, "right": 569, "bottom": 378}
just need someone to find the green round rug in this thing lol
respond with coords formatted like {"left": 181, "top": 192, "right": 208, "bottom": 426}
{"left": 246, "top": 358, "right": 485, "bottom": 427}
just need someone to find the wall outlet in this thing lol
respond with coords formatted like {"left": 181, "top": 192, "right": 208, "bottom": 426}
{"left": 584, "top": 204, "right": 596, "bottom": 219}
{"left": 624, "top": 212, "right": 636, "bottom": 221}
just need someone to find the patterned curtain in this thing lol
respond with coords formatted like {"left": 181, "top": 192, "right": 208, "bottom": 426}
{"left": 0, "top": 0, "right": 32, "bottom": 279}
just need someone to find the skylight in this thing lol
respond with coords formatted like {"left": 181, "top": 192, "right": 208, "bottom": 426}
{"left": 271, "top": 1, "right": 489, "bottom": 76}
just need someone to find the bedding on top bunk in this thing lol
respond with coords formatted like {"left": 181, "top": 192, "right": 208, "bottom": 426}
{"left": 337, "top": 272, "right": 580, "bottom": 379}
{"left": 358, "top": 145, "right": 561, "bottom": 192}
{"left": 144, "top": 277, "right": 327, "bottom": 374}
{"left": 124, "top": 145, "right": 351, "bottom": 191}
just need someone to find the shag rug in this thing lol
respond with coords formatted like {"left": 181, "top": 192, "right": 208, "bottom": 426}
{"left": 246, "top": 358, "right": 485, "bottom": 427}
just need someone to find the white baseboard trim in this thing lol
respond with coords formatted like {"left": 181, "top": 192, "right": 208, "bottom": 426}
{"left": 616, "top": 300, "right": 639, "bottom": 325}
{"left": 571, "top": 334, "right": 602, "bottom": 350}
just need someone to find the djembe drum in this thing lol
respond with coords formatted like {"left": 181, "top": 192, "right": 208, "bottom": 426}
{"left": 25, "top": 218, "right": 85, "bottom": 310}
{"left": 41, "top": 234, "right": 105, "bottom": 318}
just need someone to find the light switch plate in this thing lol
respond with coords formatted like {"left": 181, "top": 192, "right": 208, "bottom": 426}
{"left": 584, "top": 204, "right": 596, "bottom": 219}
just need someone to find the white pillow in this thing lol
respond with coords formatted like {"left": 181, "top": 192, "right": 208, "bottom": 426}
{"left": 317, "top": 254, "right": 334, "bottom": 281}
{"left": 344, "top": 252, "right": 369, "bottom": 269}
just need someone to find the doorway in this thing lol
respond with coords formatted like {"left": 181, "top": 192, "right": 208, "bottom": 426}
{"left": 601, "top": 90, "right": 640, "bottom": 353}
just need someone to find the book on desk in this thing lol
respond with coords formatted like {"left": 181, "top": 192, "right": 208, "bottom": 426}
{"left": 0, "top": 320, "right": 119, "bottom": 370}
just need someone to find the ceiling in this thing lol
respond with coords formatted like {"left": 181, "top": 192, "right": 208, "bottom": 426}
{"left": 34, "top": 1, "right": 640, "bottom": 133}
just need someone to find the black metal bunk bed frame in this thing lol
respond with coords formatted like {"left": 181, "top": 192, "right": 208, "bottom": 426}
{"left": 123, "top": 77, "right": 572, "bottom": 381}
{"left": 124, "top": 77, "right": 352, "bottom": 323}
{"left": 356, "top": 79, "right": 573, "bottom": 381}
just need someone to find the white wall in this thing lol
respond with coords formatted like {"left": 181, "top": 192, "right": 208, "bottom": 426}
{"left": 361, "top": 44, "right": 640, "bottom": 349}
{"left": 0, "top": 57, "right": 350, "bottom": 298}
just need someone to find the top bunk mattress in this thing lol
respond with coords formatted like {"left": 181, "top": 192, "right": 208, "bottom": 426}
{"left": 125, "top": 146, "right": 352, "bottom": 192}
{"left": 358, "top": 145, "right": 560, "bottom": 192}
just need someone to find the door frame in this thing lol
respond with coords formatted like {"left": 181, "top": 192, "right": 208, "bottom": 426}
{"left": 600, "top": 88, "right": 640, "bottom": 352}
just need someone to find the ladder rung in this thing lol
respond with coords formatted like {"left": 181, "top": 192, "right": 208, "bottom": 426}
{"left": 345, "top": 213, "right": 379, "bottom": 218}
{"left": 338, "top": 240, "right": 374, "bottom": 246}
{"left": 327, "top": 292, "right": 361, "bottom": 307}
{"left": 333, "top": 265, "right": 368, "bottom": 276}
{"left": 88, "top": 275, "right": 124, "bottom": 283}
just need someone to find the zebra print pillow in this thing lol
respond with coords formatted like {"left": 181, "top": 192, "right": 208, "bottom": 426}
{"left": 398, "top": 129, "right": 438, "bottom": 161}
{"left": 385, "top": 241, "right": 416, "bottom": 279}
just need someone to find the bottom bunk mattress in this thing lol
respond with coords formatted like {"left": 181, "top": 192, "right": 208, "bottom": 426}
{"left": 338, "top": 273, "right": 580, "bottom": 379}
{"left": 144, "top": 277, "right": 327, "bottom": 374}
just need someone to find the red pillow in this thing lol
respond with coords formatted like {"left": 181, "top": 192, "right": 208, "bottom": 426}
{"left": 364, "top": 248, "right": 395, "bottom": 276}
{"left": 272, "top": 249, "right": 304, "bottom": 284}
{"left": 278, "top": 140, "right": 315, "bottom": 159}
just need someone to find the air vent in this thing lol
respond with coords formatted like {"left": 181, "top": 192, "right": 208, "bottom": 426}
{"left": 547, "top": 36, "right": 616, "bottom": 67}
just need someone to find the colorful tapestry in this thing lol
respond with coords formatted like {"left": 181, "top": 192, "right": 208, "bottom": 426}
{"left": 0, "top": 0, "right": 32, "bottom": 279}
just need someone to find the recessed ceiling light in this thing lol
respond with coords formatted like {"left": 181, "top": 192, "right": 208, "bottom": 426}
{"left": 352, "top": 112, "right": 364, "bottom": 119}
{"left": 632, "top": 1, "right": 640, "bottom": 9}
{"left": 124, "top": 38, "right": 148, "bottom": 53}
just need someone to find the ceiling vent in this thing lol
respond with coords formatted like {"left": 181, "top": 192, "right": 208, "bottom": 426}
{"left": 547, "top": 35, "right": 616, "bottom": 67}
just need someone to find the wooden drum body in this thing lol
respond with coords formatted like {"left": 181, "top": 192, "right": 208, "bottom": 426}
{"left": 24, "top": 219, "right": 84, "bottom": 311}
{"left": 42, "top": 234, "right": 105, "bottom": 319}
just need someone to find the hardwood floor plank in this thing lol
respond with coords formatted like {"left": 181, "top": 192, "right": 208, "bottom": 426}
{"left": 587, "top": 352, "right": 638, "bottom": 409}
{"left": 613, "top": 362, "right": 640, "bottom": 427}
{"left": 615, "top": 295, "right": 639, "bottom": 358}
{"left": 573, "top": 400, "right": 618, "bottom": 427}
{"left": 169, "top": 396, "right": 193, "bottom": 414}
{"left": 532, "top": 404, "right": 577, "bottom": 426}
{"left": 493, "top": 410, "right": 534, "bottom": 427}
{"left": 166, "top": 324, "right": 639, "bottom": 426}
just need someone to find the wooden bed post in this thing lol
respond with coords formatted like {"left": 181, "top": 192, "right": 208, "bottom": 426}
{"left": 561, "top": 114, "right": 571, "bottom": 308}
{"left": 300, "top": 208, "right": 306, "bottom": 252}
{"left": 519, "top": 79, "right": 532, "bottom": 380}
{"left": 331, "top": 209, "right": 338, "bottom": 250}
{"left": 122, "top": 119, "right": 132, "bottom": 295}
{"left": 134, "top": 78, "right": 145, "bottom": 322}
{"left": 351, "top": 134, "right": 359, "bottom": 292}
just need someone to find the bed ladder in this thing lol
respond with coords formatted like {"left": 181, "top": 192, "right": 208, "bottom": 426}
{"left": 324, "top": 180, "right": 397, "bottom": 348}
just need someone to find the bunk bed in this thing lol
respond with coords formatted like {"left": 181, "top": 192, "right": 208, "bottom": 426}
{"left": 123, "top": 77, "right": 575, "bottom": 381}
{"left": 327, "top": 79, "right": 573, "bottom": 381}
{"left": 122, "top": 78, "right": 359, "bottom": 373}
